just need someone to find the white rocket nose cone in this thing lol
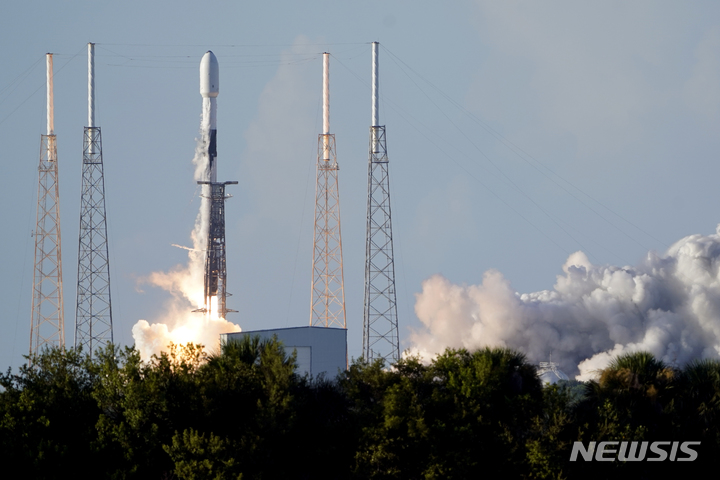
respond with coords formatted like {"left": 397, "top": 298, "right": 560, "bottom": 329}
{"left": 200, "top": 51, "right": 219, "bottom": 97}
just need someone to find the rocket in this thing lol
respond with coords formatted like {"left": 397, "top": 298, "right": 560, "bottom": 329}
{"left": 200, "top": 51, "right": 219, "bottom": 182}
{"left": 195, "top": 50, "right": 237, "bottom": 319}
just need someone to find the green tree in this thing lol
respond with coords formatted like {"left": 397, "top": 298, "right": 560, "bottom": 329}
{"left": 567, "top": 352, "right": 678, "bottom": 479}
{"left": 344, "top": 347, "right": 543, "bottom": 479}
{"left": 673, "top": 358, "right": 720, "bottom": 469}
{"left": 0, "top": 347, "right": 99, "bottom": 477}
{"left": 676, "top": 358, "right": 720, "bottom": 439}
{"left": 189, "top": 335, "right": 301, "bottom": 479}
{"left": 586, "top": 351, "right": 675, "bottom": 437}
{"left": 92, "top": 342, "right": 207, "bottom": 478}
{"left": 525, "top": 382, "right": 581, "bottom": 480}
{"left": 345, "top": 355, "right": 431, "bottom": 479}
{"left": 164, "top": 428, "right": 242, "bottom": 480}
{"left": 425, "top": 347, "right": 543, "bottom": 478}
{"left": 286, "top": 374, "right": 355, "bottom": 479}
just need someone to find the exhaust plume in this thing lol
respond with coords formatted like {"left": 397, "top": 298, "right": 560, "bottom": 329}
{"left": 409, "top": 226, "right": 720, "bottom": 380}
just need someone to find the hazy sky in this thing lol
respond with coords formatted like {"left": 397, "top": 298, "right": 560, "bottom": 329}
{"left": 2, "top": 1, "right": 720, "bottom": 372}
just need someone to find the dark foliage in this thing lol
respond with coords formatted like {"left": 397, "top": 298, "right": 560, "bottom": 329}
{"left": 0, "top": 342, "right": 718, "bottom": 479}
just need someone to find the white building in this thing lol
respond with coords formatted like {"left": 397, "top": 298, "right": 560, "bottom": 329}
{"left": 221, "top": 326, "right": 347, "bottom": 379}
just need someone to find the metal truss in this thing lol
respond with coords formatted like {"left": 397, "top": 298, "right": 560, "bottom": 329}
{"left": 75, "top": 127, "right": 113, "bottom": 355}
{"left": 196, "top": 180, "right": 237, "bottom": 319}
{"left": 363, "top": 126, "right": 400, "bottom": 363}
{"left": 30, "top": 134, "right": 64, "bottom": 355}
{"left": 538, "top": 358, "right": 569, "bottom": 381}
{"left": 310, "top": 133, "right": 346, "bottom": 328}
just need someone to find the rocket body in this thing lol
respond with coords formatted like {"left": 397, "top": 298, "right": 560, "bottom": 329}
{"left": 196, "top": 50, "right": 237, "bottom": 319}
{"left": 200, "top": 51, "right": 219, "bottom": 182}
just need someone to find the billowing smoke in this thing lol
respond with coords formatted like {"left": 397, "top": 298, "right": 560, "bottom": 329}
{"left": 132, "top": 97, "right": 240, "bottom": 361}
{"left": 409, "top": 226, "right": 720, "bottom": 380}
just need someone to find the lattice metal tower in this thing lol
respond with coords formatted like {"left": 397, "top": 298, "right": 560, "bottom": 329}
{"left": 75, "top": 43, "right": 113, "bottom": 354}
{"left": 197, "top": 181, "right": 237, "bottom": 318}
{"left": 310, "top": 53, "right": 346, "bottom": 328}
{"left": 363, "top": 43, "right": 400, "bottom": 363}
{"left": 30, "top": 53, "right": 65, "bottom": 355}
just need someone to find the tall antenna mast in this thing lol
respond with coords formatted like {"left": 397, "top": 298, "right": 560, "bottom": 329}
{"left": 30, "top": 53, "right": 65, "bottom": 355}
{"left": 75, "top": 42, "right": 113, "bottom": 355}
{"left": 310, "top": 53, "right": 346, "bottom": 328}
{"left": 363, "top": 42, "right": 400, "bottom": 363}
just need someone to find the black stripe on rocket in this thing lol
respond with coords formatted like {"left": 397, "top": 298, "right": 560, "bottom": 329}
{"left": 209, "top": 129, "right": 217, "bottom": 173}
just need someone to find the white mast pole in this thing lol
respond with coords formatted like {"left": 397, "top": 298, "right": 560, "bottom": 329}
{"left": 323, "top": 52, "right": 330, "bottom": 160}
{"left": 372, "top": 42, "right": 379, "bottom": 127}
{"left": 88, "top": 43, "right": 95, "bottom": 128}
{"left": 46, "top": 54, "right": 54, "bottom": 136}
{"left": 88, "top": 43, "right": 95, "bottom": 156}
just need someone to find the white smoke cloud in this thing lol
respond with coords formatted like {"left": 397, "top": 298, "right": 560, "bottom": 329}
{"left": 241, "top": 35, "right": 320, "bottom": 224}
{"left": 409, "top": 226, "right": 720, "bottom": 380}
{"left": 132, "top": 96, "right": 240, "bottom": 361}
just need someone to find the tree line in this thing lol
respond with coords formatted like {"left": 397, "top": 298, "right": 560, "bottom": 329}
{"left": 1, "top": 337, "right": 718, "bottom": 479}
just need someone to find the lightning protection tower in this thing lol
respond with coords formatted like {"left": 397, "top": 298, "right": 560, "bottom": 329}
{"left": 75, "top": 43, "right": 113, "bottom": 355}
{"left": 310, "top": 53, "right": 346, "bottom": 328}
{"left": 30, "top": 53, "right": 65, "bottom": 355}
{"left": 363, "top": 43, "right": 400, "bottom": 363}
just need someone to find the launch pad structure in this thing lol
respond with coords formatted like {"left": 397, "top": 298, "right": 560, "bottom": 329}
{"left": 30, "top": 53, "right": 64, "bottom": 355}
{"left": 363, "top": 43, "right": 400, "bottom": 364}
{"left": 310, "top": 53, "right": 347, "bottom": 330}
{"left": 75, "top": 43, "right": 114, "bottom": 355}
{"left": 26, "top": 44, "right": 401, "bottom": 365}
{"left": 196, "top": 180, "right": 237, "bottom": 319}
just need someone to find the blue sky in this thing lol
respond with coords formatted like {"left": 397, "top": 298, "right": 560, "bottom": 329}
{"left": 2, "top": 1, "right": 720, "bottom": 372}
